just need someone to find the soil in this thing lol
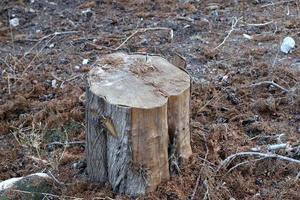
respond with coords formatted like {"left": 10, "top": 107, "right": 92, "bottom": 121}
{"left": 0, "top": 0, "right": 300, "bottom": 199}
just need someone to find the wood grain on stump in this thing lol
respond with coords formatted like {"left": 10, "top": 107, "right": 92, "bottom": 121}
{"left": 86, "top": 52, "right": 192, "bottom": 196}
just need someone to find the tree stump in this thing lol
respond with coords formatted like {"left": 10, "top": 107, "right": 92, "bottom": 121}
{"left": 86, "top": 52, "right": 192, "bottom": 197}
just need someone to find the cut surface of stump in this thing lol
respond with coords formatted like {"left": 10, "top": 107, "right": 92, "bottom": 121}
{"left": 86, "top": 52, "right": 192, "bottom": 196}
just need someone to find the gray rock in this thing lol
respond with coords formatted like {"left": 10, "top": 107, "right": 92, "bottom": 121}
{"left": 281, "top": 36, "right": 296, "bottom": 54}
{"left": 9, "top": 18, "right": 19, "bottom": 27}
{"left": 0, "top": 173, "right": 58, "bottom": 200}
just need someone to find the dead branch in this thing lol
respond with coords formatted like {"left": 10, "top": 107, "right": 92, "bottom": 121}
{"left": 219, "top": 152, "right": 300, "bottom": 171}
{"left": 113, "top": 27, "right": 173, "bottom": 51}
{"left": 261, "top": 0, "right": 295, "bottom": 8}
{"left": 190, "top": 130, "right": 214, "bottom": 200}
{"left": 23, "top": 31, "right": 79, "bottom": 59}
{"left": 203, "top": 179, "right": 211, "bottom": 200}
{"left": 226, "top": 157, "right": 265, "bottom": 174}
{"left": 89, "top": 28, "right": 173, "bottom": 51}
{"left": 249, "top": 133, "right": 286, "bottom": 142}
{"left": 190, "top": 174, "right": 201, "bottom": 200}
{"left": 12, "top": 189, "right": 84, "bottom": 199}
{"left": 7, "top": 74, "right": 11, "bottom": 95}
{"left": 270, "top": 46, "right": 280, "bottom": 71}
{"left": 250, "top": 143, "right": 290, "bottom": 152}
{"left": 247, "top": 81, "right": 289, "bottom": 93}
{"left": 197, "top": 93, "right": 225, "bottom": 113}
{"left": 213, "top": 17, "right": 242, "bottom": 51}
{"left": 114, "top": 29, "right": 140, "bottom": 50}
{"left": 190, "top": 131, "right": 211, "bottom": 200}
{"left": 79, "top": 92, "right": 86, "bottom": 102}
{"left": 198, "top": 157, "right": 216, "bottom": 168}
{"left": 176, "top": 16, "right": 195, "bottom": 22}
{"left": 21, "top": 31, "right": 79, "bottom": 76}
{"left": 51, "top": 72, "right": 83, "bottom": 83}
{"left": 47, "top": 170, "right": 65, "bottom": 186}
{"left": 245, "top": 21, "right": 273, "bottom": 27}
{"left": 85, "top": 42, "right": 114, "bottom": 51}
{"left": 47, "top": 140, "right": 85, "bottom": 147}
{"left": 27, "top": 155, "right": 49, "bottom": 165}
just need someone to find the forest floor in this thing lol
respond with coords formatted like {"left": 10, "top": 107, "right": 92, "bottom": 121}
{"left": 0, "top": 0, "right": 300, "bottom": 199}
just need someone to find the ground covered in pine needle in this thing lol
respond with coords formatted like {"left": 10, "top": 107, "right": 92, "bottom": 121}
{"left": 0, "top": 0, "right": 300, "bottom": 199}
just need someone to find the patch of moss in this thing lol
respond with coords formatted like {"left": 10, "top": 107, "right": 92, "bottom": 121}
{"left": 63, "top": 121, "right": 83, "bottom": 135}
{"left": 44, "top": 120, "right": 83, "bottom": 144}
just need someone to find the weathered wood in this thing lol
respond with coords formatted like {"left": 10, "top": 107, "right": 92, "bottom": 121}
{"left": 86, "top": 52, "right": 192, "bottom": 197}
{"left": 168, "top": 88, "right": 192, "bottom": 160}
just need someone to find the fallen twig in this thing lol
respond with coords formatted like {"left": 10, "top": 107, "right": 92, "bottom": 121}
{"left": 203, "top": 179, "right": 210, "bottom": 200}
{"left": 12, "top": 189, "right": 83, "bottom": 199}
{"left": 24, "top": 31, "right": 79, "bottom": 57}
{"left": 51, "top": 72, "right": 83, "bottom": 83}
{"left": 47, "top": 140, "right": 85, "bottom": 147}
{"left": 86, "top": 42, "right": 114, "bottom": 51}
{"left": 47, "top": 170, "right": 65, "bottom": 186}
{"left": 226, "top": 157, "right": 265, "bottom": 174}
{"left": 176, "top": 16, "right": 195, "bottom": 22}
{"left": 190, "top": 174, "right": 201, "bottom": 200}
{"left": 245, "top": 21, "right": 273, "bottom": 27}
{"left": 250, "top": 143, "right": 290, "bottom": 152}
{"left": 27, "top": 155, "right": 49, "bottom": 165}
{"left": 21, "top": 31, "right": 79, "bottom": 76}
{"left": 114, "top": 29, "right": 140, "bottom": 50}
{"left": 113, "top": 27, "right": 173, "bottom": 51}
{"left": 198, "top": 157, "right": 216, "bottom": 168}
{"left": 248, "top": 80, "right": 289, "bottom": 93}
{"left": 261, "top": 0, "right": 295, "bottom": 8}
{"left": 190, "top": 131, "right": 211, "bottom": 199}
{"left": 219, "top": 151, "right": 300, "bottom": 171}
{"left": 249, "top": 133, "right": 285, "bottom": 142}
{"left": 79, "top": 92, "right": 86, "bottom": 102}
{"left": 295, "top": 172, "right": 300, "bottom": 182}
{"left": 197, "top": 94, "right": 225, "bottom": 113}
{"left": 213, "top": 17, "right": 242, "bottom": 51}
{"left": 270, "top": 43, "right": 280, "bottom": 72}
{"left": 7, "top": 74, "right": 11, "bottom": 95}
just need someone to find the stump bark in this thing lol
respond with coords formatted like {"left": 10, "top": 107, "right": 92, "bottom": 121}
{"left": 86, "top": 52, "right": 192, "bottom": 196}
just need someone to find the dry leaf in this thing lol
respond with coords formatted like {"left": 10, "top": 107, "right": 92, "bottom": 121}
{"left": 101, "top": 117, "right": 118, "bottom": 137}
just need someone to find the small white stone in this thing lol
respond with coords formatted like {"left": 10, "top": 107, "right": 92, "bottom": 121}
{"left": 74, "top": 65, "right": 80, "bottom": 70}
{"left": 243, "top": 33, "right": 253, "bottom": 40}
{"left": 9, "top": 18, "right": 19, "bottom": 27}
{"left": 49, "top": 43, "right": 55, "bottom": 48}
{"left": 81, "top": 8, "right": 91, "bottom": 14}
{"left": 82, "top": 59, "right": 89, "bottom": 65}
{"left": 170, "top": 29, "right": 174, "bottom": 40}
{"left": 48, "top": 1, "right": 57, "bottom": 5}
{"left": 281, "top": 36, "right": 296, "bottom": 54}
{"left": 51, "top": 79, "right": 57, "bottom": 88}
{"left": 222, "top": 75, "right": 229, "bottom": 82}
{"left": 72, "top": 163, "right": 78, "bottom": 169}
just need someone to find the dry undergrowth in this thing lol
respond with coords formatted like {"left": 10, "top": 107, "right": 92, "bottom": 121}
{"left": 1, "top": 0, "right": 300, "bottom": 199}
